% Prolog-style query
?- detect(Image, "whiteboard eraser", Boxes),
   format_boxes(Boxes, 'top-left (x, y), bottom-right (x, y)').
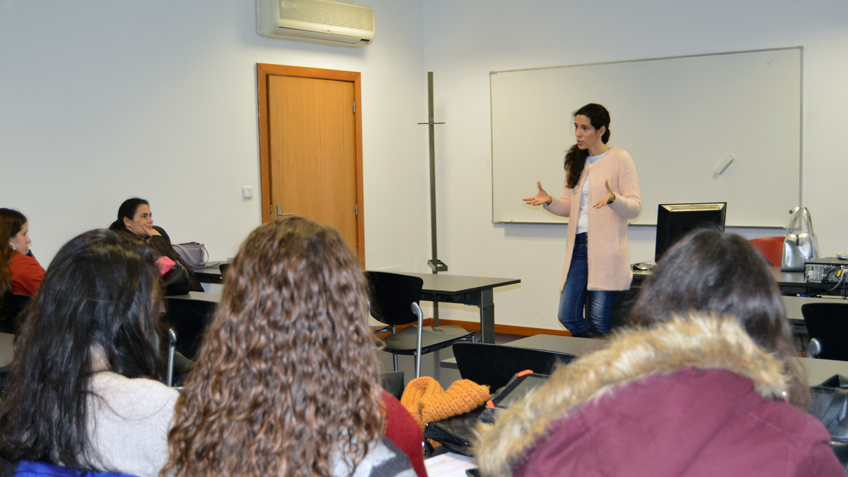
top-left (715, 155), bottom-right (734, 175)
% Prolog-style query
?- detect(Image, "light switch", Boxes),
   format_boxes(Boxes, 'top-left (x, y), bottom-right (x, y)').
top-left (242, 186), bottom-right (253, 199)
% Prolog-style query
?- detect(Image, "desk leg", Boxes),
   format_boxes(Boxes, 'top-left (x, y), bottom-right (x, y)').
top-left (472, 288), bottom-right (495, 344)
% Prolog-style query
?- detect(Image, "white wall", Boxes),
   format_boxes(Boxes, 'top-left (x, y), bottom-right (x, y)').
top-left (2, 0), bottom-right (847, 332)
top-left (0, 0), bottom-right (431, 273)
top-left (420, 0), bottom-right (848, 330)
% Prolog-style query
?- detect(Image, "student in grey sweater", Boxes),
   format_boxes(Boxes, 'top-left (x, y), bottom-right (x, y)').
top-left (0, 229), bottom-right (178, 477)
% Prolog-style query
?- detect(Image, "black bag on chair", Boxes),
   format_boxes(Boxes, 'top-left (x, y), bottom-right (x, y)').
top-left (811, 375), bottom-right (848, 442)
top-left (810, 375), bottom-right (848, 471)
top-left (423, 372), bottom-right (551, 457)
top-left (162, 262), bottom-right (192, 296)
top-left (424, 407), bottom-right (486, 457)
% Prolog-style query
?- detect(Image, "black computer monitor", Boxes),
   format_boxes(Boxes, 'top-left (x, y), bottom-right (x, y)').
top-left (655, 202), bottom-right (727, 262)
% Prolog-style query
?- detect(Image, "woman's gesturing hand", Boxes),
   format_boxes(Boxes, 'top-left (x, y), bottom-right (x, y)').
top-left (523, 181), bottom-right (553, 206)
top-left (593, 180), bottom-right (616, 208)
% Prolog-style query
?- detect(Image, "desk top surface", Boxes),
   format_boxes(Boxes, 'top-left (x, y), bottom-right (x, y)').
top-left (194, 266), bottom-right (521, 295)
top-left (770, 267), bottom-right (807, 286)
top-left (166, 291), bottom-right (222, 303)
top-left (636, 265), bottom-right (806, 285)
top-left (396, 272), bottom-right (520, 295)
top-left (781, 295), bottom-right (847, 323)
top-left (168, 271), bottom-right (521, 302)
top-left (489, 333), bottom-right (848, 386)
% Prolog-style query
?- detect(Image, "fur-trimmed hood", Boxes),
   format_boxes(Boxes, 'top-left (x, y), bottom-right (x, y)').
top-left (474, 314), bottom-right (794, 477)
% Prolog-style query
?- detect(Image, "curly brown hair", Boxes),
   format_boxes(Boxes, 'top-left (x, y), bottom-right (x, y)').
top-left (162, 217), bottom-right (384, 477)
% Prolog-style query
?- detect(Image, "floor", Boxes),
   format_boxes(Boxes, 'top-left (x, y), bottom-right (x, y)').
top-left (375, 329), bottom-right (524, 391)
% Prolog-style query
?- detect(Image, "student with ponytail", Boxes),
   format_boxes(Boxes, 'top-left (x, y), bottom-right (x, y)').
top-left (523, 104), bottom-right (641, 336)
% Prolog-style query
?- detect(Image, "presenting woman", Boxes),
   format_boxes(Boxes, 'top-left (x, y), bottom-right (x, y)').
top-left (108, 198), bottom-right (202, 292)
top-left (523, 104), bottom-right (640, 337)
top-left (0, 208), bottom-right (45, 298)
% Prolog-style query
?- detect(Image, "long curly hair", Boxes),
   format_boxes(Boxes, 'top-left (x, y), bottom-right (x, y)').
top-left (164, 217), bottom-right (384, 477)
top-left (0, 229), bottom-right (163, 474)
top-left (0, 209), bottom-right (28, 302)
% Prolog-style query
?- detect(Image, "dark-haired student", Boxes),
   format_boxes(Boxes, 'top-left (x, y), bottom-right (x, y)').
top-left (0, 230), bottom-right (179, 477)
top-left (0, 208), bottom-right (45, 298)
top-left (523, 103), bottom-right (641, 337)
top-left (108, 197), bottom-right (202, 291)
top-left (476, 229), bottom-right (842, 477)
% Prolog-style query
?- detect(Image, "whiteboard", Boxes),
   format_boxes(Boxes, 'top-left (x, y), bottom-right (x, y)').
top-left (491, 47), bottom-right (802, 227)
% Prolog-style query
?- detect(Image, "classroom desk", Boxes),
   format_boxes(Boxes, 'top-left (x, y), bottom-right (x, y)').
top-left (401, 273), bottom-right (520, 344)
top-left (633, 265), bottom-right (840, 297)
top-left (442, 333), bottom-right (848, 386)
top-left (193, 262), bottom-right (229, 284)
top-left (173, 272), bottom-right (521, 344)
top-left (166, 291), bottom-right (222, 304)
top-left (768, 267), bottom-right (846, 296)
top-left (783, 295), bottom-right (848, 328)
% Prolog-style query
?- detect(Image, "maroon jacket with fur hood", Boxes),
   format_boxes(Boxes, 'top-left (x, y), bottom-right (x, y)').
top-left (475, 315), bottom-right (842, 477)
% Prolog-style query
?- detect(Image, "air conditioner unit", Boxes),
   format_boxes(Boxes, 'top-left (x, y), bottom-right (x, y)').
top-left (257, 0), bottom-right (375, 48)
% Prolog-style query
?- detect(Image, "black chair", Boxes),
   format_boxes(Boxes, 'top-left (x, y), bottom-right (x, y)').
top-left (802, 302), bottom-right (848, 361)
top-left (163, 296), bottom-right (218, 361)
top-left (0, 293), bottom-right (31, 334)
top-left (380, 371), bottom-right (405, 400)
top-left (366, 271), bottom-right (475, 378)
top-left (452, 341), bottom-right (576, 391)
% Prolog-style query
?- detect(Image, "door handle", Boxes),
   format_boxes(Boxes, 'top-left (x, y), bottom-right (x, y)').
top-left (276, 205), bottom-right (294, 219)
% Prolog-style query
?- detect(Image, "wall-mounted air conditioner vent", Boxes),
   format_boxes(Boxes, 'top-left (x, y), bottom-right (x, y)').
top-left (257, 0), bottom-right (375, 48)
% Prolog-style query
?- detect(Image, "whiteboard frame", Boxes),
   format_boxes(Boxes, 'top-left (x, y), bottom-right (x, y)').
top-left (489, 47), bottom-right (803, 227)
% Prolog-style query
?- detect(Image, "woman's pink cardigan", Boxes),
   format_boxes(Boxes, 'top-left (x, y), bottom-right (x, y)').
top-left (544, 146), bottom-right (641, 291)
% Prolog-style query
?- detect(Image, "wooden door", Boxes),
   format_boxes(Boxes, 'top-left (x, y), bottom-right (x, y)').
top-left (257, 65), bottom-right (365, 266)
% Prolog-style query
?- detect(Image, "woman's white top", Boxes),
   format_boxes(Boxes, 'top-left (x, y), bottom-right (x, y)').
top-left (575, 150), bottom-right (609, 235)
top-left (86, 371), bottom-right (179, 477)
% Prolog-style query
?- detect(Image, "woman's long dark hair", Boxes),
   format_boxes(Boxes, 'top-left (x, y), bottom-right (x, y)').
top-left (0, 229), bottom-right (164, 473)
top-left (0, 209), bottom-right (28, 302)
top-left (629, 228), bottom-right (808, 408)
top-left (564, 103), bottom-right (611, 189)
top-left (108, 198), bottom-right (149, 232)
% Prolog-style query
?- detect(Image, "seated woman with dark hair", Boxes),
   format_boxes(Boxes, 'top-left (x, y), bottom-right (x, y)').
top-left (163, 217), bottom-right (415, 477)
top-left (108, 198), bottom-right (202, 292)
top-left (475, 228), bottom-right (843, 476)
top-left (0, 208), bottom-right (45, 298)
top-left (0, 230), bottom-right (179, 477)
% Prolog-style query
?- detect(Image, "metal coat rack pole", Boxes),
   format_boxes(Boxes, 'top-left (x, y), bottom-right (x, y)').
top-left (418, 71), bottom-right (447, 328)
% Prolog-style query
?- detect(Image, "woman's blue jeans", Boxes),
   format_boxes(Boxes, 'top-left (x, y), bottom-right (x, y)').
top-left (557, 233), bottom-right (615, 335)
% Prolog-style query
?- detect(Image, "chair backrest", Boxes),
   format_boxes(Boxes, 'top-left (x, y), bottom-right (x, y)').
top-left (0, 293), bottom-right (31, 334)
top-left (452, 341), bottom-right (576, 391)
top-left (749, 236), bottom-right (784, 267)
top-left (364, 272), bottom-right (423, 327)
top-left (163, 297), bottom-right (218, 360)
top-left (802, 302), bottom-right (848, 361)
